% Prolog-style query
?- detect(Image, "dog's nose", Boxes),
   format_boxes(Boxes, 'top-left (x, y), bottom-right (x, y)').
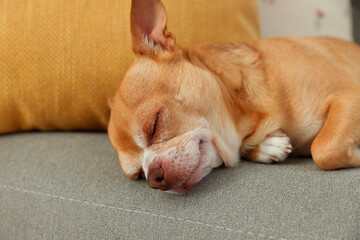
top-left (147, 166), bottom-right (170, 191)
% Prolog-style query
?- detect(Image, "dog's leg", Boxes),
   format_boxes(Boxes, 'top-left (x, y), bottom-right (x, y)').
top-left (244, 130), bottom-right (293, 163)
top-left (311, 92), bottom-right (360, 170)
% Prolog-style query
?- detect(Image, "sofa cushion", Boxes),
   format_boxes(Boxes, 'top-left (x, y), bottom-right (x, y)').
top-left (1, 132), bottom-right (359, 239)
top-left (0, 0), bottom-right (259, 134)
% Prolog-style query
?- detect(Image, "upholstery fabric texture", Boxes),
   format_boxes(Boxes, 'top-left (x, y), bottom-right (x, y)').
top-left (0, 0), bottom-right (259, 134)
top-left (1, 132), bottom-right (359, 239)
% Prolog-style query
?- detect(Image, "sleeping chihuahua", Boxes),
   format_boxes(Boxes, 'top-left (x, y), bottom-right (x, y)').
top-left (108, 0), bottom-right (360, 193)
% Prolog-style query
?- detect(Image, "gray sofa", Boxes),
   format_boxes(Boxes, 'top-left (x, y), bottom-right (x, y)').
top-left (1, 132), bottom-right (360, 239)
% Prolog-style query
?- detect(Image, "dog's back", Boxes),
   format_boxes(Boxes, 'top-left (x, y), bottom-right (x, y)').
top-left (248, 37), bottom-right (360, 84)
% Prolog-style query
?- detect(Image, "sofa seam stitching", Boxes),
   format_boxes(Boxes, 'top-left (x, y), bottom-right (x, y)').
top-left (0, 183), bottom-right (314, 240)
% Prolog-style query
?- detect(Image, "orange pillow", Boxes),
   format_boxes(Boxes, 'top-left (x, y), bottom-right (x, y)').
top-left (0, 0), bottom-right (259, 134)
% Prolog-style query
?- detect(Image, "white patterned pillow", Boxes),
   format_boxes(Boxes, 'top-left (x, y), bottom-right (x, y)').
top-left (258, 0), bottom-right (353, 41)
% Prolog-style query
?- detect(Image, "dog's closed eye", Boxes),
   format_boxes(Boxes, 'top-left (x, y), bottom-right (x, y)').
top-left (150, 112), bottom-right (159, 143)
top-left (148, 109), bottom-right (163, 145)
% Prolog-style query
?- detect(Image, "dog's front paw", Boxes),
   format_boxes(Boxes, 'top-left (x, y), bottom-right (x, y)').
top-left (253, 131), bottom-right (293, 164)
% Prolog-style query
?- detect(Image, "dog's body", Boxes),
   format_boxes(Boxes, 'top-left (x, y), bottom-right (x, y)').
top-left (108, 0), bottom-right (360, 193)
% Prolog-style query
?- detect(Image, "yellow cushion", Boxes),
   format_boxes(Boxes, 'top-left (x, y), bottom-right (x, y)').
top-left (0, 0), bottom-right (259, 134)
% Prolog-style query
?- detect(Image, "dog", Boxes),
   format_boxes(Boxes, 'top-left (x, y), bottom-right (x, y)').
top-left (108, 0), bottom-right (360, 193)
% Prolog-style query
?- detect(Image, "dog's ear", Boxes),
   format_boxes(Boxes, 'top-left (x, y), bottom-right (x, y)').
top-left (130, 0), bottom-right (176, 58)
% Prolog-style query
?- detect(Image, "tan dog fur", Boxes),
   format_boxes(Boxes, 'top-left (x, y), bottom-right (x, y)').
top-left (108, 0), bottom-right (360, 192)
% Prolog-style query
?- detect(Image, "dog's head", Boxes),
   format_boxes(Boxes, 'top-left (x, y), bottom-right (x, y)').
top-left (108, 0), bottom-right (240, 193)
